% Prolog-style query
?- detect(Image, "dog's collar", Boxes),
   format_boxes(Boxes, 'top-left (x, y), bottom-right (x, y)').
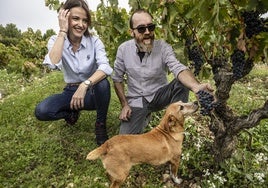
top-left (155, 127), bottom-right (185, 141)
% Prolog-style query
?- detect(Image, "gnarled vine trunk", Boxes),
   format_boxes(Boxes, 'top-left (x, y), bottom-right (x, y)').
top-left (208, 63), bottom-right (268, 163)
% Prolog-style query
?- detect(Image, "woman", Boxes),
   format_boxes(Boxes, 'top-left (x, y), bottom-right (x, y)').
top-left (35, 0), bottom-right (113, 146)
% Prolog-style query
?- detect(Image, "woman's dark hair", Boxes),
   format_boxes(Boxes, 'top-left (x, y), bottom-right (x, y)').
top-left (62, 0), bottom-right (91, 36)
top-left (129, 9), bottom-right (153, 29)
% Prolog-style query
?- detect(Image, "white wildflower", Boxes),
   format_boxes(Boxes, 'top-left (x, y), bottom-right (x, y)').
top-left (207, 180), bottom-right (216, 188)
top-left (254, 172), bottom-right (265, 183)
top-left (213, 171), bottom-right (227, 185)
top-left (203, 169), bottom-right (211, 177)
top-left (181, 152), bottom-right (190, 161)
top-left (66, 183), bottom-right (74, 188)
top-left (184, 131), bottom-right (191, 137)
top-left (255, 153), bottom-right (267, 164)
top-left (194, 138), bottom-right (202, 151)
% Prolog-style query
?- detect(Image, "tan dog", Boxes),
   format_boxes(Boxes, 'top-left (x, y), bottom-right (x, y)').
top-left (86, 101), bottom-right (199, 188)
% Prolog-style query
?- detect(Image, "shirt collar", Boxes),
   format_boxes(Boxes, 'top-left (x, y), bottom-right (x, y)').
top-left (80, 35), bottom-right (87, 48)
top-left (67, 35), bottom-right (87, 49)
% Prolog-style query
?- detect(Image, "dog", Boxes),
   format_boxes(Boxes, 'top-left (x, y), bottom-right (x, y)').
top-left (86, 101), bottom-right (199, 188)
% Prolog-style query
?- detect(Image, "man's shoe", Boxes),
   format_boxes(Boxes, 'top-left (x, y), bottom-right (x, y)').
top-left (95, 122), bottom-right (108, 146)
top-left (65, 111), bottom-right (80, 125)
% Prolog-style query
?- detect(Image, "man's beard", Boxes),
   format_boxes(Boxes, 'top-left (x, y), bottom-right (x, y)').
top-left (135, 34), bottom-right (154, 53)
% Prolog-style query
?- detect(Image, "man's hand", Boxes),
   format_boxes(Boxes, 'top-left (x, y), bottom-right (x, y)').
top-left (119, 105), bottom-right (132, 121)
top-left (192, 83), bottom-right (214, 94)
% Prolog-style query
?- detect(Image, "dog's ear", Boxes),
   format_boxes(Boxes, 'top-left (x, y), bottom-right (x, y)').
top-left (163, 113), bottom-right (177, 132)
top-left (168, 114), bottom-right (177, 127)
top-left (163, 113), bottom-right (170, 132)
top-left (167, 113), bottom-right (185, 141)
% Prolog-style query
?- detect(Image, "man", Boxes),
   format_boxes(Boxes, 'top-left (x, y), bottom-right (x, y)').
top-left (112, 9), bottom-right (213, 134)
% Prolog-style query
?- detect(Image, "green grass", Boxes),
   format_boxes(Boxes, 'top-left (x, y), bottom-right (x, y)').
top-left (0, 66), bottom-right (267, 187)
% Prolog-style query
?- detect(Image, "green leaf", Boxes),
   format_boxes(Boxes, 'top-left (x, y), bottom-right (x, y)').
top-left (107, 0), bottom-right (119, 7)
top-left (167, 5), bottom-right (179, 26)
top-left (245, 174), bottom-right (254, 182)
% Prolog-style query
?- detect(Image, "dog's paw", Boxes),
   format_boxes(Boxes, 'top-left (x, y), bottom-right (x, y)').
top-left (171, 174), bottom-right (183, 184)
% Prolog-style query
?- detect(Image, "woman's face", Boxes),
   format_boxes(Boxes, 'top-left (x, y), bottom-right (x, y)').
top-left (68, 7), bottom-right (88, 38)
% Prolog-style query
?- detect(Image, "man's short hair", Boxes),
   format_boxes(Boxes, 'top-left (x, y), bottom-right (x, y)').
top-left (129, 9), bottom-right (153, 29)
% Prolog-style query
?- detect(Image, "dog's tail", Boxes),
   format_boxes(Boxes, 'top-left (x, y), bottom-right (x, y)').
top-left (86, 143), bottom-right (107, 160)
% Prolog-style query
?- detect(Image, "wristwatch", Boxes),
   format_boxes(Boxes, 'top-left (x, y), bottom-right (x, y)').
top-left (83, 80), bottom-right (92, 86)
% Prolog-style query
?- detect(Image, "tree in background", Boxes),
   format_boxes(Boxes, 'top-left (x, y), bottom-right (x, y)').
top-left (0, 24), bottom-right (55, 80)
top-left (0, 23), bottom-right (22, 46)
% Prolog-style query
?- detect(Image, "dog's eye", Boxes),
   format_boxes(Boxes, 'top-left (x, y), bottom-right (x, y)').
top-left (180, 106), bottom-right (184, 110)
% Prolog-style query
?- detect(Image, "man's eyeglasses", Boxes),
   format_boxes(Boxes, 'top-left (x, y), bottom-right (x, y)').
top-left (132, 23), bottom-right (156, 34)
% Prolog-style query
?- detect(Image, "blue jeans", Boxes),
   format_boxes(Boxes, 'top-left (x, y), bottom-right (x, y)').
top-left (35, 78), bottom-right (111, 124)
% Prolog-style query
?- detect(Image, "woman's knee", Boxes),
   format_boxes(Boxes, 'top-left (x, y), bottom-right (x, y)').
top-left (34, 102), bottom-right (51, 121)
top-left (94, 79), bottom-right (111, 98)
top-left (95, 79), bottom-right (110, 91)
top-left (34, 103), bottom-right (44, 120)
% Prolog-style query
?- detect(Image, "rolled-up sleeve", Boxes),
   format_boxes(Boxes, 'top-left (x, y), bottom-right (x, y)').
top-left (43, 35), bottom-right (62, 70)
top-left (161, 40), bottom-right (188, 78)
top-left (111, 44), bottom-right (126, 82)
top-left (94, 37), bottom-right (113, 76)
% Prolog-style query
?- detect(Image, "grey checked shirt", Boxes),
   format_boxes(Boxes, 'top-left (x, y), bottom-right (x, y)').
top-left (112, 39), bottom-right (188, 108)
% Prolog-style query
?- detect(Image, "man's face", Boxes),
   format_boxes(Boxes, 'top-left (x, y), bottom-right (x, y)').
top-left (131, 12), bottom-right (155, 52)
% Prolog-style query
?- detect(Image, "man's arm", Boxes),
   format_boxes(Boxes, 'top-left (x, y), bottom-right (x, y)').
top-left (113, 82), bottom-right (128, 107)
top-left (177, 69), bottom-right (214, 94)
top-left (113, 82), bottom-right (132, 121)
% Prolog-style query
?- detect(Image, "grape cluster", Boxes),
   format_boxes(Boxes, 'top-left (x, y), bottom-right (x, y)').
top-left (231, 49), bottom-right (245, 80)
top-left (197, 90), bottom-right (218, 116)
top-left (242, 11), bottom-right (267, 39)
top-left (185, 37), bottom-right (193, 47)
top-left (188, 46), bottom-right (204, 76)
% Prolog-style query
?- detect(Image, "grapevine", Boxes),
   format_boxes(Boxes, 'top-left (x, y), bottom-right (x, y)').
top-left (210, 56), bottom-right (228, 74)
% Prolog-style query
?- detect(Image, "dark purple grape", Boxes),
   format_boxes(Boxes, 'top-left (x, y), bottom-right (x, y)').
top-left (188, 46), bottom-right (204, 76)
top-left (197, 90), bottom-right (217, 116)
top-left (242, 11), bottom-right (267, 38)
top-left (231, 49), bottom-right (245, 80)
